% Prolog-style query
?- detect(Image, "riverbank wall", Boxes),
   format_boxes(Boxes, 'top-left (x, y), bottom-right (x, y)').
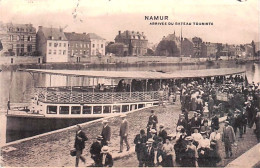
top-left (1, 55), bottom-right (258, 71)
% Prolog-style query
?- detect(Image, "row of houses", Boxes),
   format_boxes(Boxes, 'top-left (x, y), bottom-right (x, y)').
top-left (0, 22), bottom-right (105, 63)
top-left (159, 32), bottom-right (255, 58)
top-left (0, 22), bottom-right (258, 63)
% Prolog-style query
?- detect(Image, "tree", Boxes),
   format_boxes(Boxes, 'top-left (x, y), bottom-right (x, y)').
top-left (146, 48), bottom-right (154, 56)
top-left (155, 40), bottom-right (180, 56)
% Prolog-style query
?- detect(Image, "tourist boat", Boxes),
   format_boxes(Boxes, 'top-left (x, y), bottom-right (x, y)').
top-left (6, 68), bottom-right (246, 141)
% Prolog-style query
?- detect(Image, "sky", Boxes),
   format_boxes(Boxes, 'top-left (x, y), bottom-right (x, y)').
top-left (0, 0), bottom-right (259, 45)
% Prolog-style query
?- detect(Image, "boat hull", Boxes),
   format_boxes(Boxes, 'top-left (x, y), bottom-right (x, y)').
top-left (6, 115), bottom-right (100, 142)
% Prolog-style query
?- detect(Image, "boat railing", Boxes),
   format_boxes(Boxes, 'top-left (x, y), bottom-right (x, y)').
top-left (35, 88), bottom-right (168, 104)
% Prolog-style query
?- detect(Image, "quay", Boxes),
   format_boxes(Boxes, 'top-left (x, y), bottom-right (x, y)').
top-left (1, 101), bottom-right (260, 167)
top-left (1, 103), bottom-right (181, 167)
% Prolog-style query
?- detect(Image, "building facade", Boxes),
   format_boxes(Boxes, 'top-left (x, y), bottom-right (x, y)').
top-left (0, 22), bottom-right (36, 56)
top-left (87, 33), bottom-right (106, 56)
top-left (64, 32), bottom-right (91, 62)
top-left (203, 42), bottom-right (217, 58)
top-left (36, 26), bottom-right (68, 63)
top-left (181, 38), bottom-right (193, 57)
top-left (114, 30), bottom-right (148, 56)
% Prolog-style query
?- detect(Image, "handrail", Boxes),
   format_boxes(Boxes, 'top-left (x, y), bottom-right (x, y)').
top-left (35, 88), bottom-right (169, 104)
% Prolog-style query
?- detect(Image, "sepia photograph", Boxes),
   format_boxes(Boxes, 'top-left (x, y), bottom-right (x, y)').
top-left (0, 0), bottom-right (259, 167)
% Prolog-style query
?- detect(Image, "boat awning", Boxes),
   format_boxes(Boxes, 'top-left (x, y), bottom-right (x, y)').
top-left (20, 68), bottom-right (246, 79)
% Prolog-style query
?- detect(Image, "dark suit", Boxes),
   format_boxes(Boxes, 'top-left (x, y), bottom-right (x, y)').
top-left (99, 153), bottom-right (113, 167)
top-left (74, 130), bottom-right (88, 150)
top-left (211, 116), bottom-right (219, 130)
top-left (148, 115), bottom-right (158, 129)
top-left (101, 125), bottom-right (111, 146)
top-left (177, 119), bottom-right (188, 130)
top-left (74, 130), bottom-right (88, 167)
top-left (145, 146), bottom-right (155, 167)
top-left (90, 141), bottom-right (102, 166)
top-left (158, 129), bottom-right (168, 143)
top-left (119, 119), bottom-right (130, 151)
top-left (190, 117), bottom-right (201, 131)
top-left (134, 134), bottom-right (147, 166)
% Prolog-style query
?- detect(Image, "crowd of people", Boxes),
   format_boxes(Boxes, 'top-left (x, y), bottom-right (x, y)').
top-left (72, 75), bottom-right (260, 167)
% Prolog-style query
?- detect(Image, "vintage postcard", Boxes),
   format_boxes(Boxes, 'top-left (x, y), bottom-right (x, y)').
top-left (0, 0), bottom-right (259, 167)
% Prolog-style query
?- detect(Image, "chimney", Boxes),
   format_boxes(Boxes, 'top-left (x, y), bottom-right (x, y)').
top-left (83, 32), bottom-right (86, 35)
top-left (119, 31), bottom-right (121, 35)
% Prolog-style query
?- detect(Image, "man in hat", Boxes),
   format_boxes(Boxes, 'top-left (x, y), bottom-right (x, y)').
top-left (147, 110), bottom-right (158, 130)
top-left (222, 121), bottom-right (236, 158)
top-left (119, 114), bottom-right (130, 153)
top-left (211, 114), bottom-right (220, 131)
top-left (150, 129), bottom-right (159, 149)
top-left (246, 101), bottom-right (255, 128)
top-left (182, 136), bottom-right (198, 167)
top-left (255, 110), bottom-right (260, 142)
top-left (190, 112), bottom-right (201, 132)
top-left (177, 114), bottom-right (188, 131)
top-left (101, 119), bottom-right (111, 146)
top-left (233, 109), bottom-right (244, 138)
top-left (145, 138), bottom-right (155, 167)
top-left (158, 124), bottom-right (168, 144)
top-left (99, 146), bottom-right (113, 167)
top-left (208, 95), bottom-right (215, 118)
top-left (134, 129), bottom-right (147, 167)
top-left (90, 135), bottom-right (103, 166)
top-left (74, 124), bottom-right (88, 167)
top-left (174, 128), bottom-right (187, 164)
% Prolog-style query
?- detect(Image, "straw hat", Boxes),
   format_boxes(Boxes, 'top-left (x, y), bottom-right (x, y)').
top-left (97, 135), bottom-right (103, 141)
top-left (185, 136), bottom-right (193, 141)
top-left (146, 138), bottom-right (154, 144)
top-left (101, 146), bottom-right (109, 153)
top-left (159, 124), bottom-right (164, 128)
top-left (150, 129), bottom-right (157, 134)
top-left (102, 119), bottom-right (108, 124)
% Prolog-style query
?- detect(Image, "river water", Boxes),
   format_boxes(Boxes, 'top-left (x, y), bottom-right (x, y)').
top-left (0, 61), bottom-right (259, 145)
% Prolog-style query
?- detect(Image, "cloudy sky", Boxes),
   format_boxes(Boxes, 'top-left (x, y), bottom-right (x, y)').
top-left (0, 0), bottom-right (259, 44)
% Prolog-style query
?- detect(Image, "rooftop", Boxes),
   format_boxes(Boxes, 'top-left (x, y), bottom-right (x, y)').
top-left (38, 26), bottom-right (67, 41)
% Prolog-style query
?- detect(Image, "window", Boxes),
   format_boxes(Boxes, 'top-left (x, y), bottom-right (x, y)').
top-left (48, 36), bottom-right (52, 40)
top-left (16, 35), bottom-right (20, 41)
top-left (83, 106), bottom-right (92, 114)
top-left (9, 28), bottom-right (12, 32)
top-left (113, 105), bottom-right (121, 113)
top-left (71, 106), bottom-right (81, 114)
top-left (27, 36), bottom-right (32, 41)
top-left (80, 44), bottom-right (83, 48)
top-left (63, 50), bottom-right (66, 55)
top-left (138, 104), bottom-right (145, 109)
top-left (10, 35), bottom-right (13, 41)
top-left (59, 106), bottom-right (69, 114)
top-left (21, 35), bottom-right (24, 41)
top-left (80, 50), bottom-right (82, 54)
top-left (59, 37), bottom-right (62, 40)
top-left (92, 44), bottom-right (95, 48)
top-left (130, 104), bottom-right (137, 111)
top-left (83, 50), bottom-right (86, 55)
top-left (122, 105), bottom-right (129, 113)
top-left (93, 106), bottom-right (102, 114)
top-left (17, 28), bottom-right (20, 31)
top-left (59, 50), bottom-right (62, 55)
top-left (53, 50), bottom-right (56, 54)
top-left (97, 44), bottom-right (99, 48)
top-left (59, 43), bottom-right (61, 47)
top-left (54, 43), bottom-right (58, 47)
top-left (101, 44), bottom-right (103, 48)
top-left (48, 49), bottom-right (52, 54)
top-left (84, 44), bottom-right (86, 48)
top-left (64, 43), bottom-right (66, 47)
top-left (27, 45), bottom-right (32, 52)
top-left (49, 42), bottom-right (52, 47)
top-left (76, 43), bottom-right (78, 48)
top-left (103, 106), bottom-right (111, 113)
top-left (47, 106), bottom-right (57, 114)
